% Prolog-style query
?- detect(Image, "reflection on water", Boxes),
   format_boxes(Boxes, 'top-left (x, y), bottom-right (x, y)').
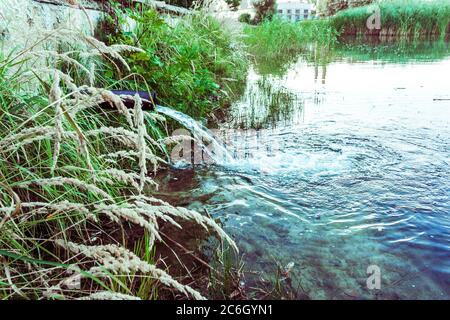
top-left (224, 69), bottom-right (306, 129)
top-left (159, 41), bottom-right (450, 299)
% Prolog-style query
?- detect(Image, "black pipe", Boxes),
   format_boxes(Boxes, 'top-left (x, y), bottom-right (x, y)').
top-left (99, 90), bottom-right (157, 111)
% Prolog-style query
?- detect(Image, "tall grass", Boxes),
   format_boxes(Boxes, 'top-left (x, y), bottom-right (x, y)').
top-left (243, 17), bottom-right (337, 74)
top-left (332, 0), bottom-right (450, 38)
top-left (244, 0), bottom-right (450, 64)
top-left (0, 14), bottom-right (237, 299)
top-left (244, 17), bottom-right (338, 61)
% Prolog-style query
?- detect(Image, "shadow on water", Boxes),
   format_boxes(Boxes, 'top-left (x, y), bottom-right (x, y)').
top-left (158, 38), bottom-right (450, 299)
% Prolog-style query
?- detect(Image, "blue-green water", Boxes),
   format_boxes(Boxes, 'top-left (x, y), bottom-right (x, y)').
top-left (160, 42), bottom-right (450, 299)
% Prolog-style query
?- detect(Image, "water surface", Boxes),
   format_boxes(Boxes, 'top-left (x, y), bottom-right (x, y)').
top-left (158, 41), bottom-right (450, 299)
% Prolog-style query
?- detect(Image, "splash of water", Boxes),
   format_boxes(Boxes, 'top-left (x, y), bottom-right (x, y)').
top-left (155, 105), bottom-right (234, 165)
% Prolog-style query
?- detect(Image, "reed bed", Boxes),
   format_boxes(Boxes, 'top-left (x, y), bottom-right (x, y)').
top-left (244, 0), bottom-right (450, 64)
top-left (332, 0), bottom-right (450, 38)
top-left (243, 17), bottom-right (338, 62)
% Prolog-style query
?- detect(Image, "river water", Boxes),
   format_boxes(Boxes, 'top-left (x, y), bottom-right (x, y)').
top-left (158, 41), bottom-right (450, 299)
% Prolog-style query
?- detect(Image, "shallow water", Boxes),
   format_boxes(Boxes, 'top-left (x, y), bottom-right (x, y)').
top-left (158, 41), bottom-right (450, 299)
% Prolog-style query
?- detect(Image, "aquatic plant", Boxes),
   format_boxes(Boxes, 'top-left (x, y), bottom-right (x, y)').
top-left (228, 71), bottom-right (304, 130)
top-left (243, 17), bottom-right (338, 63)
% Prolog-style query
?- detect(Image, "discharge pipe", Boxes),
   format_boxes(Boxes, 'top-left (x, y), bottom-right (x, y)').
top-left (99, 90), bottom-right (157, 111)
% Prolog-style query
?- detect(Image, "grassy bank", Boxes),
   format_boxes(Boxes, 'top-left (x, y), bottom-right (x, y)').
top-left (332, 0), bottom-right (450, 38)
top-left (0, 7), bottom-right (244, 300)
top-left (242, 0), bottom-right (450, 73)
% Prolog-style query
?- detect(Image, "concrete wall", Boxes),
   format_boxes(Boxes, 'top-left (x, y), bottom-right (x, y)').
top-left (0, 0), bottom-right (102, 55)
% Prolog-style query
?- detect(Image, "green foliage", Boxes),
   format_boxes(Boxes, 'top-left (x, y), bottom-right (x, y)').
top-left (164, 0), bottom-right (195, 9)
top-left (325, 0), bottom-right (375, 16)
top-left (101, 9), bottom-right (248, 119)
top-left (207, 243), bottom-right (245, 299)
top-left (244, 0), bottom-right (450, 68)
top-left (0, 14), bottom-right (241, 298)
top-left (239, 13), bottom-right (252, 24)
top-left (225, 0), bottom-right (242, 11)
top-left (244, 17), bottom-right (338, 61)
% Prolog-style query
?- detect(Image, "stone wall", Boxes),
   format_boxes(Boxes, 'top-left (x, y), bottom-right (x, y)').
top-left (0, 0), bottom-right (187, 55)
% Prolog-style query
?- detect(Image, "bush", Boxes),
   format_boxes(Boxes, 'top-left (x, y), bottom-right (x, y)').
top-left (225, 0), bottom-right (242, 11)
top-left (100, 9), bottom-right (248, 119)
top-left (239, 13), bottom-right (252, 24)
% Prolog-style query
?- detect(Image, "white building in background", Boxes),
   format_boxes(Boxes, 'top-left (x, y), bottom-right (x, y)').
top-left (237, 0), bottom-right (315, 21)
top-left (276, 0), bottom-right (315, 22)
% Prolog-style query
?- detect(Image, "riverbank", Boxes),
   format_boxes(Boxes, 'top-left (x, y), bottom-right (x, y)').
top-left (1, 0), bottom-right (448, 301)
top-left (332, 0), bottom-right (450, 39)
top-left (243, 0), bottom-right (450, 64)
top-left (0, 3), bottom-right (247, 300)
